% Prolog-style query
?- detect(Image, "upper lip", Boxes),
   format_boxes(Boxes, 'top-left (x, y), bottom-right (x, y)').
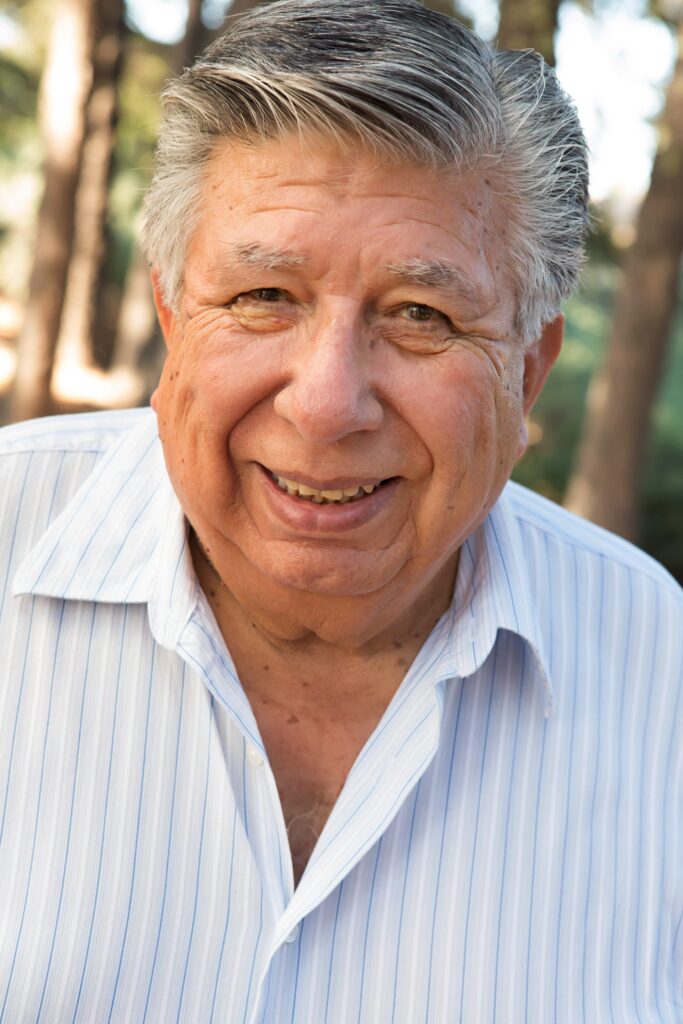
top-left (261, 464), bottom-right (391, 490)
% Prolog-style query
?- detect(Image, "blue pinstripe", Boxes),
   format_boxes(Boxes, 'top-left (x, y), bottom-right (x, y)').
top-left (459, 646), bottom-right (498, 1024)
top-left (389, 782), bottom-right (421, 1024)
top-left (35, 604), bottom-right (98, 1023)
top-left (322, 880), bottom-right (344, 1024)
top-left (632, 580), bottom-right (659, 1024)
top-left (141, 665), bottom-right (187, 1024)
top-left (608, 571), bottom-right (634, 1024)
top-left (0, 601), bottom-right (67, 1019)
top-left (0, 410), bottom-right (680, 1023)
top-left (356, 838), bottom-right (384, 1021)
top-left (106, 646), bottom-right (156, 1024)
top-left (0, 598), bottom-right (35, 846)
top-left (553, 548), bottom-right (581, 1024)
top-left (176, 699), bottom-right (214, 1022)
top-left (581, 562), bottom-right (604, 1024)
top-left (0, 453), bottom-right (33, 618)
top-left (288, 916), bottom-right (306, 1023)
top-left (491, 645), bottom-right (526, 1023)
top-left (655, 625), bottom-right (683, 1022)
top-left (208, 801), bottom-right (239, 1024)
top-left (424, 680), bottom-right (467, 1024)
top-left (71, 607), bottom-right (129, 1022)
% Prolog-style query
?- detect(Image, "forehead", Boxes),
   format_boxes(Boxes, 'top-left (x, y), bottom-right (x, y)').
top-left (189, 134), bottom-right (513, 315)
top-left (202, 133), bottom-right (504, 221)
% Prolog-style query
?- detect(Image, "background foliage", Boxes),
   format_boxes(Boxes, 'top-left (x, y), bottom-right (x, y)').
top-left (0, 0), bottom-right (681, 578)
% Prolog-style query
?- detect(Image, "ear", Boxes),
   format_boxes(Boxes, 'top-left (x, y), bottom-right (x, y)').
top-left (517, 314), bottom-right (564, 458)
top-left (150, 269), bottom-right (176, 346)
top-left (150, 270), bottom-right (177, 413)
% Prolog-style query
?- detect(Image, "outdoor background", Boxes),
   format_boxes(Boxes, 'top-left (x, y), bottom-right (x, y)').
top-left (1, 0), bottom-right (682, 579)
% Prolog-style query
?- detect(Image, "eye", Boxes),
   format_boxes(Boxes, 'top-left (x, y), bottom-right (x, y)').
top-left (224, 286), bottom-right (297, 333)
top-left (229, 287), bottom-right (289, 305)
top-left (400, 303), bottom-right (452, 327)
top-left (250, 288), bottom-right (286, 302)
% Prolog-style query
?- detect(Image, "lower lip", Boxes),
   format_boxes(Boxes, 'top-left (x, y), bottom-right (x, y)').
top-left (258, 467), bottom-right (399, 534)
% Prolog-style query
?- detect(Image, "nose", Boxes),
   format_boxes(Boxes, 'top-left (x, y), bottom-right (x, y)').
top-left (273, 311), bottom-right (383, 444)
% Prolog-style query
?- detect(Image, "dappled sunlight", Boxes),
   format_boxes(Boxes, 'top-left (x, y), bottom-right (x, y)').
top-left (0, 343), bottom-right (17, 395)
top-left (51, 363), bottom-right (145, 409)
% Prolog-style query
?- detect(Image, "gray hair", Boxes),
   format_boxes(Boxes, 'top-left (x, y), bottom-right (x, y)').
top-left (141, 0), bottom-right (589, 343)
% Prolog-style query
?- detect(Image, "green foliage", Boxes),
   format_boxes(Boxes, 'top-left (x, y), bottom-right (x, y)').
top-left (1, 0), bottom-right (680, 579)
top-left (106, 30), bottom-right (170, 277)
top-left (513, 260), bottom-right (683, 580)
top-left (0, 54), bottom-right (37, 124)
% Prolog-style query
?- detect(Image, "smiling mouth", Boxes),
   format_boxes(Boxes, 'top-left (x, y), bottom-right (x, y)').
top-left (267, 471), bottom-right (392, 505)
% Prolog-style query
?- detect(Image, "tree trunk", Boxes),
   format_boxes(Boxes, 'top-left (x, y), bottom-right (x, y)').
top-left (52, 0), bottom-right (125, 390)
top-left (9, 0), bottom-right (95, 422)
top-left (112, 0), bottom-right (233, 381)
top-left (496, 0), bottom-right (562, 65)
top-left (564, 18), bottom-right (683, 540)
top-left (174, 0), bottom-right (206, 73)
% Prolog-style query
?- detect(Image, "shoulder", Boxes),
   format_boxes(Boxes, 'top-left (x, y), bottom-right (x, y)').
top-left (502, 484), bottom-right (682, 723)
top-left (0, 407), bottom-right (152, 458)
top-left (504, 480), bottom-right (682, 608)
top-left (0, 408), bottom-right (156, 572)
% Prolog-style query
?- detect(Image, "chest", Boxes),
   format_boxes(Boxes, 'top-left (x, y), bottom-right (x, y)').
top-left (0, 619), bottom-right (674, 1023)
top-left (252, 704), bottom-right (377, 884)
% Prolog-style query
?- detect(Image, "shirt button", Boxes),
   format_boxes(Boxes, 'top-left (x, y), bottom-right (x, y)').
top-left (285, 925), bottom-right (300, 943)
top-left (246, 745), bottom-right (264, 766)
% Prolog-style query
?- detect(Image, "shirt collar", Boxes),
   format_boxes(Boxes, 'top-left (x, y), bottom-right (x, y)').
top-left (439, 491), bottom-right (554, 714)
top-left (13, 413), bottom-right (552, 710)
top-left (12, 412), bottom-right (197, 647)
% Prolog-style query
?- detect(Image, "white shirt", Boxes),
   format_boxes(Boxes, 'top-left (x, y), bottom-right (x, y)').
top-left (0, 408), bottom-right (681, 1023)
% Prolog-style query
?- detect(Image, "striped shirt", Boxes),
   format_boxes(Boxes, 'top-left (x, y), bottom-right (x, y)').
top-left (0, 407), bottom-right (681, 1023)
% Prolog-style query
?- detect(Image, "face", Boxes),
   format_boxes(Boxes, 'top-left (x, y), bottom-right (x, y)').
top-left (152, 135), bottom-right (560, 633)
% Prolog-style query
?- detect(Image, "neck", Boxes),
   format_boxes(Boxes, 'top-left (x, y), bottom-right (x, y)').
top-left (190, 529), bottom-right (457, 716)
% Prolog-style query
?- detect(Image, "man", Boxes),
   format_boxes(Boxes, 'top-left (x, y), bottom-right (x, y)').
top-left (0, 0), bottom-right (680, 1020)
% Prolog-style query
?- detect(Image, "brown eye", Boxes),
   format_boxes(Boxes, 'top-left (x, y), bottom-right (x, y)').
top-left (250, 288), bottom-right (285, 302)
top-left (407, 303), bottom-right (435, 321)
top-left (228, 288), bottom-right (289, 307)
top-left (402, 303), bottom-right (451, 326)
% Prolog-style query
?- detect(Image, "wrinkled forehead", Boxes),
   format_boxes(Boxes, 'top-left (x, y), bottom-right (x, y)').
top-left (196, 133), bottom-right (514, 274)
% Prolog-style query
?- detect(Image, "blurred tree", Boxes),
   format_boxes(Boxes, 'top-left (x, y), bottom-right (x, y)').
top-left (53, 0), bottom-right (125, 384)
top-left (565, 9), bottom-right (683, 540)
top-left (9, 0), bottom-right (96, 421)
top-left (177, 0), bottom-right (207, 67)
top-left (112, 0), bottom-right (265, 391)
top-left (497, 0), bottom-right (562, 64)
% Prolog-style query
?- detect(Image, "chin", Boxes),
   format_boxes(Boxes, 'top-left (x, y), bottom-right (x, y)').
top-left (254, 546), bottom-right (402, 599)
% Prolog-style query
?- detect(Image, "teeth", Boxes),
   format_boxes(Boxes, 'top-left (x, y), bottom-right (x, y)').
top-left (275, 475), bottom-right (380, 503)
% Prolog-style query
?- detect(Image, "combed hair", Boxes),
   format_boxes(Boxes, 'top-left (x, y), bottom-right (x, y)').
top-left (141, 0), bottom-right (589, 343)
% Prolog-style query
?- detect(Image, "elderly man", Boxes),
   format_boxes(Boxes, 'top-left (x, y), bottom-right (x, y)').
top-left (0, 0), bottom-right (681, 1020)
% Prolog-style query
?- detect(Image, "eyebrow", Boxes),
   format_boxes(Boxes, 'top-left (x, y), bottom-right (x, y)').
top-left (386, 258), bottom-right (487, 310)
top-left (224, 246), bottom-right (489, 311)
top-left (230, 242), bottom-right (308, 271)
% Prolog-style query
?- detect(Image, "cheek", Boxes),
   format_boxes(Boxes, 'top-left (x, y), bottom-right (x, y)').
top-left (408, 356), bottom-right (523, 495)
top-left (155, 351), bottom-right (230, 509)
top-left (155, 358), bottom-right (194, 441)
